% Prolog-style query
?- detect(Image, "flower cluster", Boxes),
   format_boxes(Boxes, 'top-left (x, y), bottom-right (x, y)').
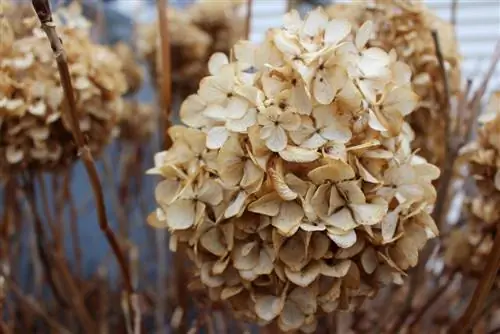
top-left (445, 92), bottom-right (500, 277)
top-left (0, 1), bottom-right (128, 177)
top-left (327, 0), bottom-right (461, 170)
top-left (118, 101), bottom-right (156, 143)
top-left (137, 1), bottom-right (245, 97)
top-left (150, 8), bottom-right (439, 331)
top-left (113, 42), bottom-right (144, 96)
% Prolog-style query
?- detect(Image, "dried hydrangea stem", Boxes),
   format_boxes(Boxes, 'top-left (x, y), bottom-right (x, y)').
top-left (30, 0), bottom-right (136, 314)
top-left (245, 0), bottom-right (253, 39)
top-left (156, 0), bottom-right (173, 149)
top-left (451, 221), bottom-right (500, 333)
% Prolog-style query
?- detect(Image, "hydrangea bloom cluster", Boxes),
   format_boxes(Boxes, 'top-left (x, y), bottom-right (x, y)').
top-left (445, 92), bottom-right (500, 278)
top-left (150, 8), bottom-right (440, 331)
top-left (137, 1), bottom-right (245, 97)
top-left (327, 0), bottom-right (461, 170)
top-left (0, 1), bottom-right (127, 177)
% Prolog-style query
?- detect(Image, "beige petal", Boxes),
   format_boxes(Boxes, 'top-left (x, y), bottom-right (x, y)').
top-left (221, 286), bottom-right (243, 300)
top-left (318, 278), bottom-right (341, 305)
top-left (147, 211), bottom-right (167, 229)
top-left (6, 146), bottom-right (24, 164)
top-left (350, 202), bottom-right (388, 226)
top-left (321, 260), bottom-right (351, 277)
top-left (224, 191), bottom-right (248, 218)
top-left (361, 247), bottom-right (378, 274)
top-left (200, 228), bottom-right (227, 257)
top-left (197, 179), bottom-right (224, 206)
top-left (269, 164), bottom-right (297, 201)
top-left (180, 94), bottom-right (208, 128)
top-left (279, 146), bottom-right (320, 163)
top-left (310, 233), bottom-right (330, 260)
top-left (255, 295), bottom-right (284, 322)
top-left (265, 125), bottom-right (288, 152)
top-left (355, 20), bottom-right (373, 49)
top-left (323, 207), bottom-right (357, 231)
top-left (232, 242), bottom-right (259, 271)
top-left (206, 126), bottom-right (229, 149)
top-left (279, 300), bottom-right (306, 331)
top-left (248, 192), bottom-right (281, 216)
top-left (335, 237), bottom-right (365, 259)
top-left (381, 211), bottom-right (399, 243)
top-left (288, 286), bottom-right (317, 315)
top-left (308, 160), bottom-right (355, 184)
top-left (327, 229), bottom-right (357, 249)
top-left (284, 261), bottom-right (321, 287)
top-left (279, 234), bottom-right (307, 271)
top-left (165, 200), bottom-right (196, 230)
top-left (212, 256), bottom-right (231, 275)
top-left (208, 52), bottom-right (229, 75)
top-left (324, 19), bottom-right (351, 45)
top-left (328, 185), bottom-right (345, 214)
top-left (272, 201), bottom-right (304, 236)
top-left (253, 248), bottom-right (274, 275)
top-left (200, 263), bottom-right (224, 288)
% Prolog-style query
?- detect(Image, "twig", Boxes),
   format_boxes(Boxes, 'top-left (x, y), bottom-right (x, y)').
top-left (409, 270), bottom-right (458, 329)
top-left (155, 229), bottom-right (167, 333)
top-left (31, 0), bottom-right (135, 312)
top-left (4, 278), bottom-right (72, 334)
top-left (450, 221), bottom-right (500, 333)
top-left (156, 0), bottom-right (173, 149)
top-left (245, 0), bottom-right (253, 40)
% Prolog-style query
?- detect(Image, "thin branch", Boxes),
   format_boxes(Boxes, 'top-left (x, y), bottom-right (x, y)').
top-left (450, 221), bottom-right (500, 333)
top-left (155, 229), bottom-right (167, 333)
top-left (245, 0), bottom-right (253, 40)
top-left (156, 0), bottom-right (173, 149)
top-left (31, 0), bottom-right (134, 300)
top-left (5, 279), bottom-right (72, 334)
top-left (409, 270), bottom-right (458, 329)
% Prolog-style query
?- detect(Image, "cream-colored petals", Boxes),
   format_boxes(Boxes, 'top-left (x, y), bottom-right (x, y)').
top-left (149, 6), bottom-right (440, 329)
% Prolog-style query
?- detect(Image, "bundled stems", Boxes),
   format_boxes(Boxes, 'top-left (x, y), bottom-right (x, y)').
top-left (30, 0), bottom-right (136, 328)
top-left (451, 221), bottom-right (500, 333)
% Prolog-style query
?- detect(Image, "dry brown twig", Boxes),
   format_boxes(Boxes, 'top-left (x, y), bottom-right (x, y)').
top-left (30, 0), bottom-right (138, 331)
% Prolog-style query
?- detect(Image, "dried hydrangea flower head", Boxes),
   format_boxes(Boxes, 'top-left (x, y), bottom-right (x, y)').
top-left (327, 0), bottom-right (461, 170)
top-left (187, 0), bottom-right (246, 54)
top-left (0, 1), bottom-right (127, 177)
top-left (113, 42), bottom-right (144, 96)
top-left (150, 8), bottom-right (439, 332)
top-left (117, 101), bottom-right (156, 143)
top-left (137, 1), bottom-right (245, 97)
top-left (445, 92), bottom-right (500, 277)
top-left (137, 7), bottom-right (212, 97)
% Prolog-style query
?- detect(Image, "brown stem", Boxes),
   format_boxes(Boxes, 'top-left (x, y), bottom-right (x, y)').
top-left (31, 0), bottom-right (134, 303)
top-left (409, 270), bottom-right (458, 329)
top-left (21, 175), bottom-right (69, 309)
top-left (245, 0), bottom-right (253, 40)
top-left (450, 221), bottom-right (500, 333)
top-left (66, 174), bottom-right (82, 277)
top-left (4, 278), bottom-right (72, 334)
top-left (156, 0), bottom-right (173, 149)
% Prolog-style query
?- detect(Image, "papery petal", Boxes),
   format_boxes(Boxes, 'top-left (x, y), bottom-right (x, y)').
top-left (165, 199), bottom-right (196, 230)
top-left (208, 52), bottom-right (229, 75)
top-left (272, 201), bottom-right (304, 236)
top-left (248, 193), bottom-right (281, 216)
top-left (285, 260), bottom-right (321, 288)
top-left (226, 108), bottom-right (257, 132)
top-left (226, 97), bottom-right (249, 119)
top-left (321, 259), bottom-right (351, 277)
top-left (313, 69), bottom-right (334, 105)
top-left (206, 126), bottom-right (229, 149)
top-left (290, 82), bottom-right (312, 115)
top-left (308, 160), bottom-right (355, 184)
top-left (279, 112), bottom-right (302, 131)
top-left (203, 104), bottom-right (227, 121)
top-left (180, 94), bottom-right (209, 128)
top-left (327, 229), bottom-right (357, 249)
top-left (224, 191), bottom-right (248, 218)
top-left (197, 179), bottom-right (224, 206)
top-left (265, 126), bottom-right (288, 152)
top-left (323, 207), bottom-right (357, 231)
top-left (200, 228), bottom-right (227, 256)
top-left (324, 19), bottom-right (351, 45)
top-left (255, 295), bottom-right (283, 322)
top-left (355, 20), bottom-right (373, 50)
top-left (279, 146), bottom-right (320, 163)
top-left (279, 300), bottom-right (306, 331)
top-left (350, 203), bottom-right (388, 226)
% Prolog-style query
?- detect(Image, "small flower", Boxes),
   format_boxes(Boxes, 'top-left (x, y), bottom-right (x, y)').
top-left (258, 106), bottom-right (301, 152)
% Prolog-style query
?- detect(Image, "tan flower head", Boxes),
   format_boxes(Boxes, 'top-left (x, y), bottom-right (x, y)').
top-left (0, 1), bottom-right (128, 177)
top-left (151, 8), bottom-right (439, 332)
top-left (328, 0), bottom-right (462, 171)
